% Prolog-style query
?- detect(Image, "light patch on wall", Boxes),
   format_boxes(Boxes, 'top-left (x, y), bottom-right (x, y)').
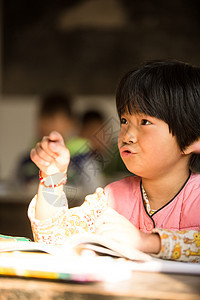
top-left (0, 97), bottom-right (38, 180)
top-left (58, 0), bottom-right (127, 30)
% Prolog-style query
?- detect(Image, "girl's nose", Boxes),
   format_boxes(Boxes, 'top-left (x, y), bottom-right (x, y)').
top-left (121, 127), bottom-right (137, 144)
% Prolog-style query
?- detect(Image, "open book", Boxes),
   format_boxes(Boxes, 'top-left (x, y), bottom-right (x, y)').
top-left (0, 233), bottom-right (150, 260)
top-left (0, 233), bottom-right (200, 282)
top-left (0, 233), bottom-right (148, 282)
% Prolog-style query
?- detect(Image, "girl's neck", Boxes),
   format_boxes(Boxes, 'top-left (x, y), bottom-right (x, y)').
top-left (141, 169), bottom-right (190, 210)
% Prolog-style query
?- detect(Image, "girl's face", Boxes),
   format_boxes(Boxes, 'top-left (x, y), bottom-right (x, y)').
top-left (118, 112), bottom-right (188, 179)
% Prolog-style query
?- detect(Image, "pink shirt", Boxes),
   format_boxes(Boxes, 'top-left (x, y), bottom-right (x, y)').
top-left (28, 173), bottom-right (200, 262)
top-left (105, 172), bottom-right (200, 232)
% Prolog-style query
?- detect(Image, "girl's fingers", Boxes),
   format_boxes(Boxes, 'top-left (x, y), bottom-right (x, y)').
top-left (35, 144), bottom-right (55, 163)
top-left (30, 131), bottom-right (70, 174)
top-left (41, 136), bottom-right (57, 158)
top-left (95, 224), bottom-right (126, 245)
top-left (49, 131), bottom-right (65, 145)
top-left (48, 142), bottom-right (70, 167)
top-left (39, 132), bottom-right (67, 160)
top-left (30, 148), bottom-right (50, 167)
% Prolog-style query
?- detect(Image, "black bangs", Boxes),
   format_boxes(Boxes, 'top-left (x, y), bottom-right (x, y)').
top-left (116, 66), bottom-right (169, 120)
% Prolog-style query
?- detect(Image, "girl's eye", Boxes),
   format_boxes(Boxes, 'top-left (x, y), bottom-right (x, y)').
top-left (141, 119), bottom-right (152, 125)
top-left (120, 117), bottom-right (128, 125)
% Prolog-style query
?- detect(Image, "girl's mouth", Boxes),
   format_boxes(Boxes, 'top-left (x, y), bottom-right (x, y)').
top-left (120, 149), bottom-right (134, 158)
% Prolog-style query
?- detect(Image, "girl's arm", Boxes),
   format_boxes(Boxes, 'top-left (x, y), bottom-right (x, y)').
top-left (29, 132), bottom-right (107, 244)
top-left (153, 228), bottom-right (200, 263)
top-left (95, 208), bottom-right (200, 262)
top-left (95, 207), bottom-right (161, 254)
top-left (28, 187), bottom-right (108, 244)
top-left (30, 131), bottom-right (70, 220)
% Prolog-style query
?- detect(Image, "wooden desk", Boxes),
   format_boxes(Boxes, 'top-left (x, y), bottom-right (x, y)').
top-left (0, 199), bottom-right (33, 239)
top-left (0, 272), bottom-right (199, 300)
top-left (0, 181), bottom-right (34, 239)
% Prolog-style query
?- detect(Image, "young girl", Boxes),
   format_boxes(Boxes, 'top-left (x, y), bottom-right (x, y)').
top-left (28, 60), bottom-right (200, 262)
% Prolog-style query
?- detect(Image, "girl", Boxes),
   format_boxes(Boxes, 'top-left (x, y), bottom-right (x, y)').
top-left (29, 60), bottom-right (200, 262)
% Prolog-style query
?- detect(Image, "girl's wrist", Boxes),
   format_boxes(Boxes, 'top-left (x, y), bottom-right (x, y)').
top-left (139, 232), bottom-right (161, 254)
top-left (40, 170), bottom-right (48, 178)
top-left (39, 170), bottom-right (67, 188)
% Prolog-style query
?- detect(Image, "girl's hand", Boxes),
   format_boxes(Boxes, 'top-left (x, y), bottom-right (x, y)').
top-left (30, 131), bottom-right (70, 176)
top-left (95, 208), bottom-right (161, 254)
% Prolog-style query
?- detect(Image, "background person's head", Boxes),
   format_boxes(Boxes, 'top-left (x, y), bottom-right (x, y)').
top-left (80, 110), bottom-right (105, 154)
top-left (37, 92), bottom-right (76, 140)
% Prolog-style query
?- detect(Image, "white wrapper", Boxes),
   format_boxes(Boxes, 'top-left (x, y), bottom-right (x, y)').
top-left (45, 162), bottom-right (60, 175)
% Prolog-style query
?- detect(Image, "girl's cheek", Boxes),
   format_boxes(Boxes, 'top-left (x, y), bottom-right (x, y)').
top-left (118, 131), bottom-right (123, 144)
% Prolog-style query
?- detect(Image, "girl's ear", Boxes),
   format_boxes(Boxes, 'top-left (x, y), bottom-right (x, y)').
top-left (184, 138), bottom-right (200, 154)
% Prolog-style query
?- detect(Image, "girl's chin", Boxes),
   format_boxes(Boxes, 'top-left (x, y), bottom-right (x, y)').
top-left (123, 164), bottom-right (142, 177)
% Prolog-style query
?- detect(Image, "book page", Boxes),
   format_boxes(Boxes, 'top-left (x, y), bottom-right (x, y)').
top-left (0, 233), bottom-right (150, 261)
top-left (62, 233), bottom-right (151, 261)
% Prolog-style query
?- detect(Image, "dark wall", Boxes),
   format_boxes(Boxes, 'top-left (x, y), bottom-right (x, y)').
top-left (2, 0), bottom-right (200, 95)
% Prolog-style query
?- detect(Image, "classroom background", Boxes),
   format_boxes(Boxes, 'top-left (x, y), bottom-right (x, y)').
top-left (0, 0), bottom-right (199, 238)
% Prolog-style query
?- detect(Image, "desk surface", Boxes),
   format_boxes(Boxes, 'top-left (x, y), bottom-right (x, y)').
top-left (0, 272), bottom-right (199, 300)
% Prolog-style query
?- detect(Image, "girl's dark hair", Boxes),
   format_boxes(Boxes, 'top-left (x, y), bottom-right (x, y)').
top-left (116, 60), bottom-right (200, 173)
